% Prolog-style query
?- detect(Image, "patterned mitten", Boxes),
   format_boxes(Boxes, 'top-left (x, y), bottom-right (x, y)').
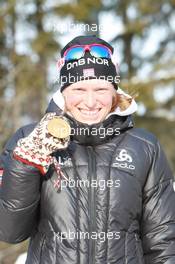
top-left (13, 113), bottom-right (70, 176)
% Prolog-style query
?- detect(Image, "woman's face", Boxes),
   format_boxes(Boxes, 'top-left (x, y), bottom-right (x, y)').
top-left (62, 79), bottom-right (116, 125)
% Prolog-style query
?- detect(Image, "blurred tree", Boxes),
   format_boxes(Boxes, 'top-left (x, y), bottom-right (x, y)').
top-left (108, 0), bottom-right (175, 114)
top-left (0, 2), bottom-right (7, 98)
top-left (27, 0), bottom-right (59, 117)
top-left (0, 1), bottom-right (18, 145)
top-left (0, 0), bottom-right (60, 149)
top-left (53, 0), bottom-right (102, 35)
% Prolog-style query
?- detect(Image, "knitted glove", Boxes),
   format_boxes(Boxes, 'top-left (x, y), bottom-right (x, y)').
top-left (13, 113), bottom-right (70, 176)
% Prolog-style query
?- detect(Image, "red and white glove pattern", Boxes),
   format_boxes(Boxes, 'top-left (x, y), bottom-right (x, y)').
top-left (13, 113), bottom-right (70, 176)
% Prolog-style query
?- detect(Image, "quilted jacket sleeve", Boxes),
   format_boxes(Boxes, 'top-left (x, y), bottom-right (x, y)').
top-left (141, 140), bottom-right (175, 263)
top-left (0, 125), bottom-right (41, 244)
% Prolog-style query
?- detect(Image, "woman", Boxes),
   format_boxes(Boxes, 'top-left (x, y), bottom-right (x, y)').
top-left (0, 35), bottom-right (175, 264)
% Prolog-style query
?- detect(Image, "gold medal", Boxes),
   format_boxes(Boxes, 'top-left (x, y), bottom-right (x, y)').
top-left (47, 117), bottom-right (71, 139)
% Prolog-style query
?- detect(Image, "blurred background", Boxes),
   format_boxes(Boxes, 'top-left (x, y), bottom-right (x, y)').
top-left (0, 0), bottom-right (175, 263)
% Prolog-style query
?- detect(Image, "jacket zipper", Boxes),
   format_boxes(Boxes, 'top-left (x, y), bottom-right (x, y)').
top-left (87, 146), bottom-right (96, 264)
top-left (135, 234), bottom-right (144, 264)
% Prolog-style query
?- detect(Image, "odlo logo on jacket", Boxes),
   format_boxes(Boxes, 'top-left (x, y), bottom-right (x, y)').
top-left (113, 149), bottom-right (135, 170)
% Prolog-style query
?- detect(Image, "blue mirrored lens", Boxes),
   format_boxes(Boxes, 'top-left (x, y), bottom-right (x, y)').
top-left (90, 46), bottom-right (110, 58)
top-left (65, 47), bottom-right (84, 61)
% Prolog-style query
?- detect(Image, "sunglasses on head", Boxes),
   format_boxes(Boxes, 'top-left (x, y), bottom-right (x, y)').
top-left (63, 44), bottom-right (112, 61)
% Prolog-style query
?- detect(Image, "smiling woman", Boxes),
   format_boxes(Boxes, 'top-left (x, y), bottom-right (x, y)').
top-left (0, 35), bottom-right (175, 264)
top-left (62, 79), bottom-right (116, 124)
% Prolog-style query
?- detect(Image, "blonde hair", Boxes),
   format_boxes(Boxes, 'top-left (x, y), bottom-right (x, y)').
top-left (111, 93), bottom-right (137, 112)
